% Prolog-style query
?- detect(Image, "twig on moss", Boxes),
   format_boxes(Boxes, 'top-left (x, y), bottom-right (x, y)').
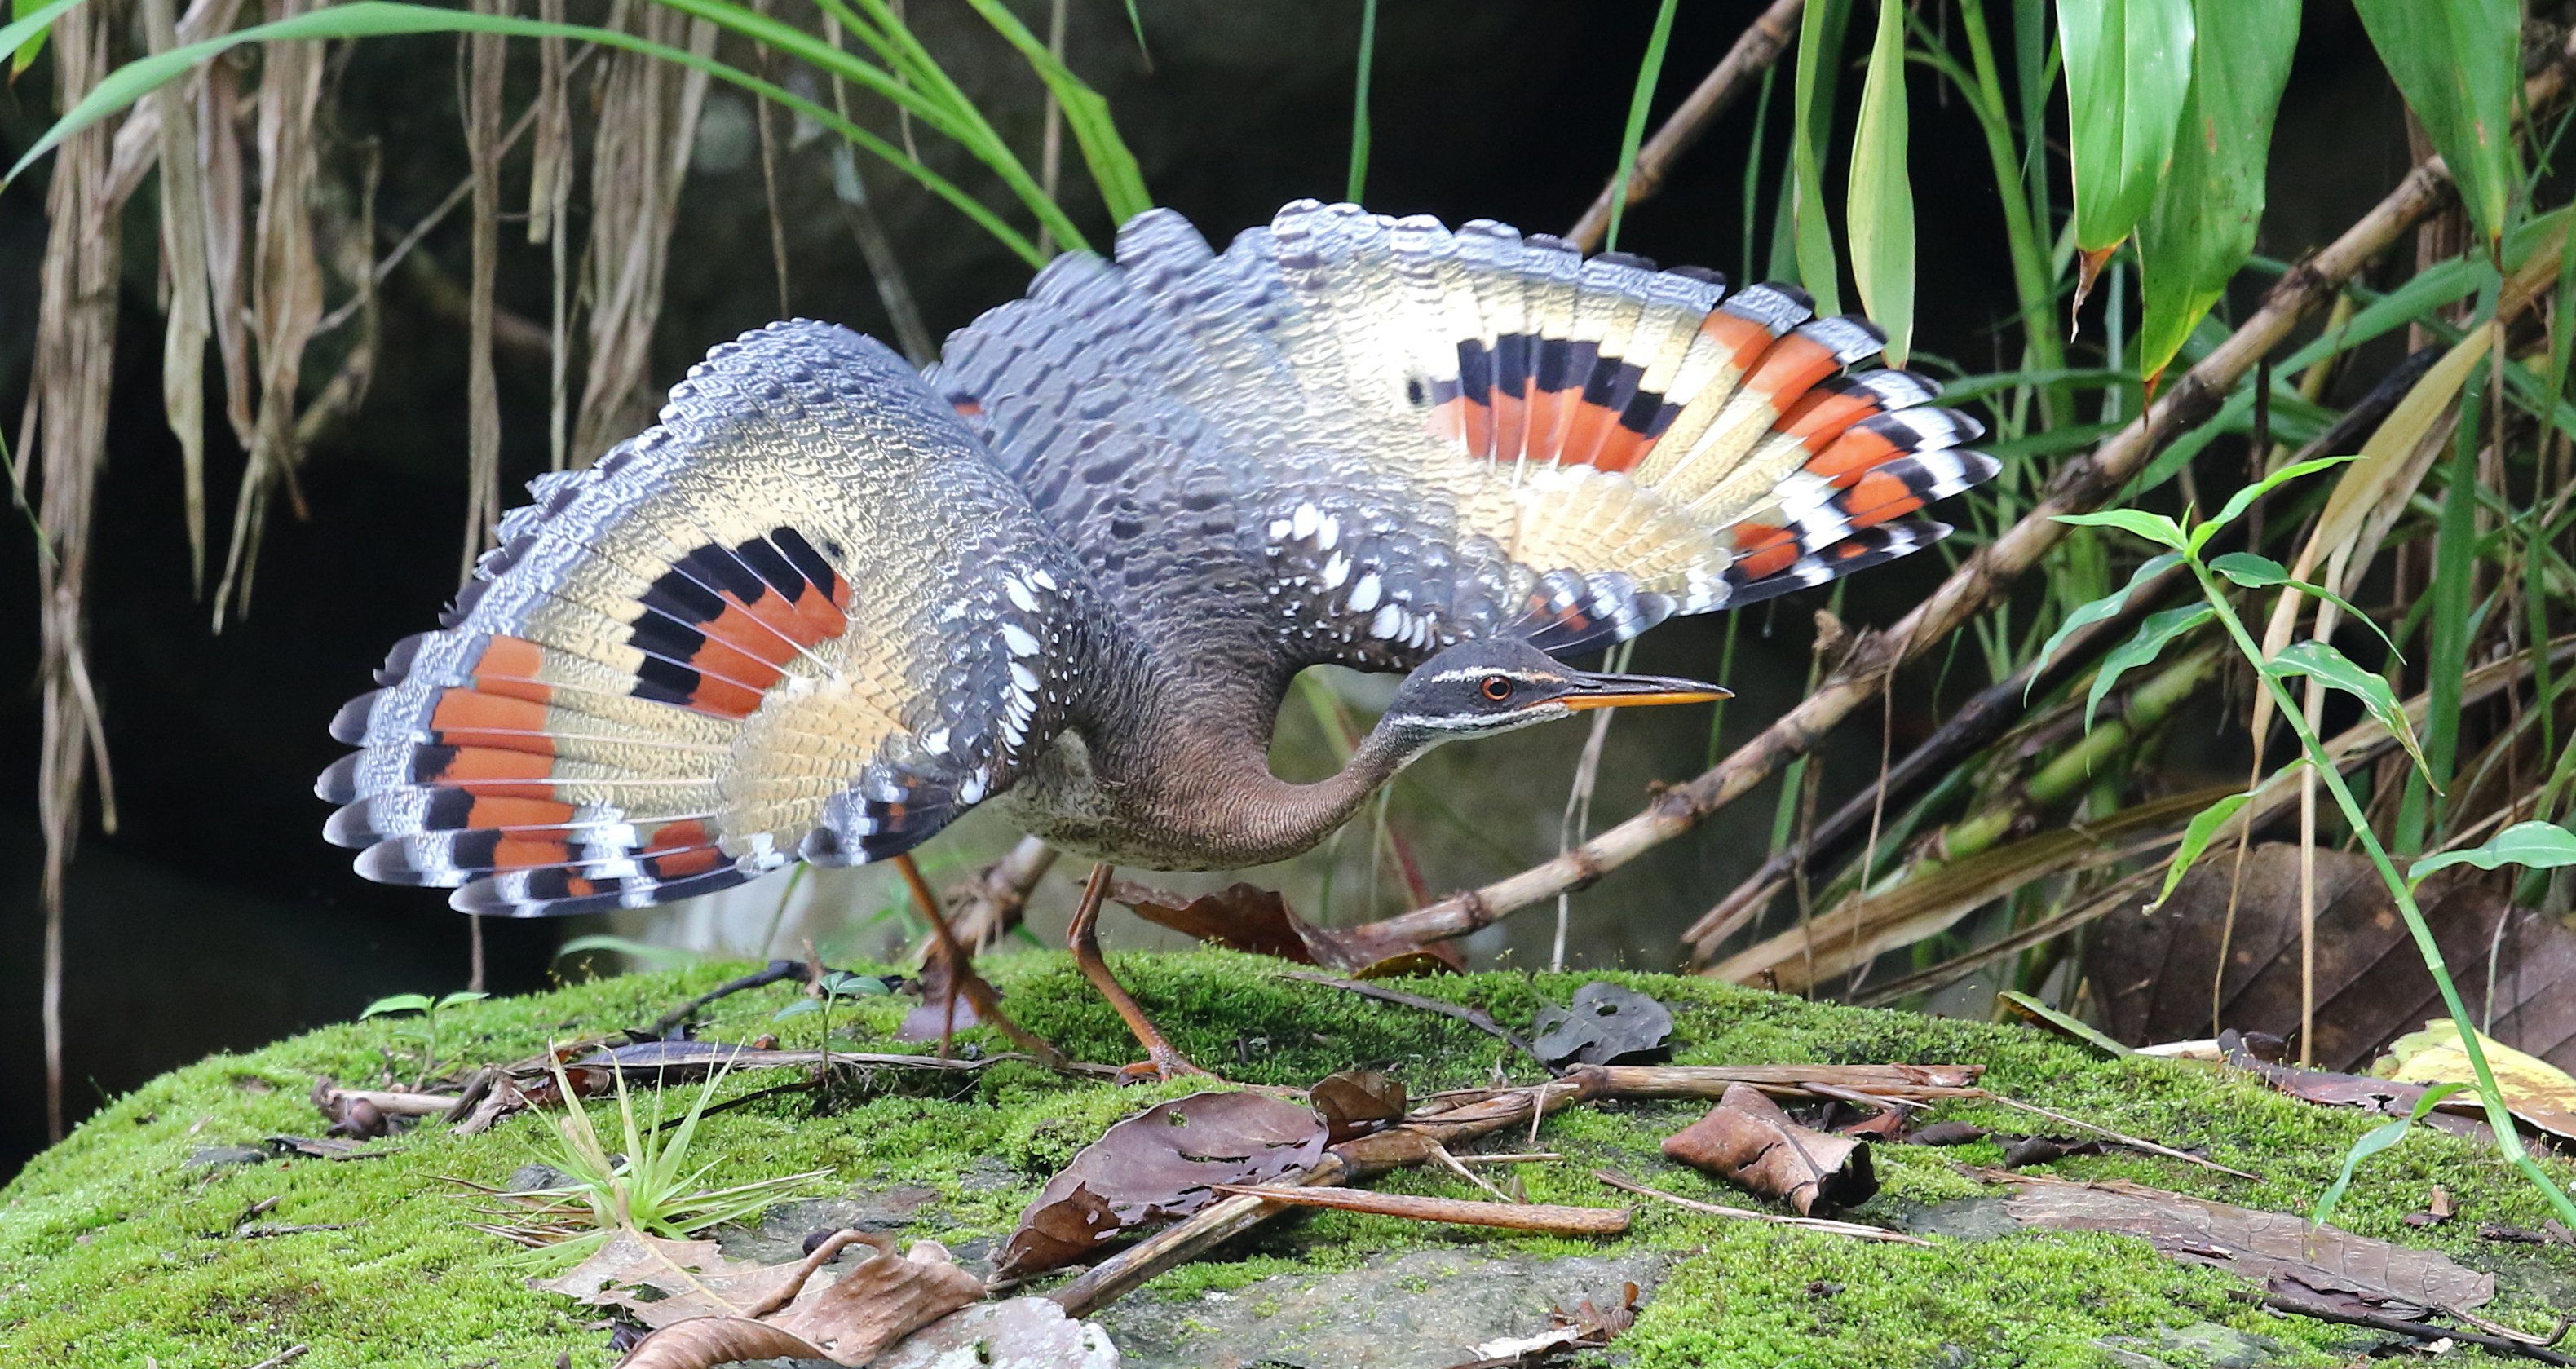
top-left (1594, 1169), bottom-right (1929, 1245)
top-left (1983, 1094), bottom-right (2259, 1181)
top-left (642, 959), bottom-right (810, 1040)
top-left (1349, 31), bottom-right (2576, 957)
top-left (2227, 1292), bottom-right (2575, 1365)
top-left (1277, 969), bottom-right (1553, 1072)
top-left (1208, 1183), bottom-right (1629, 1234)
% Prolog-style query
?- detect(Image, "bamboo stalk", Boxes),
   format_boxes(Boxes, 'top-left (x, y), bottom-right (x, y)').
top-left (1208, 1185), bottom-right (1630, 1235)
top-left (1350, 33), bottom-right (2576, 956)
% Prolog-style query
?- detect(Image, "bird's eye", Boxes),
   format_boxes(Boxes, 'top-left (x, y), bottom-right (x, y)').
top-left (1479, 676), bottom-right (1513, 702)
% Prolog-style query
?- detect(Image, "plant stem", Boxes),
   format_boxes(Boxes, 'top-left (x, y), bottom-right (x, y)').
top-left (2191, 563), bottom-right (2576, 1225)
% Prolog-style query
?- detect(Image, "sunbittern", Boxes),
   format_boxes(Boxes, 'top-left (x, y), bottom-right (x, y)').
top-left (320, 201), bottom-right (1995, 1076)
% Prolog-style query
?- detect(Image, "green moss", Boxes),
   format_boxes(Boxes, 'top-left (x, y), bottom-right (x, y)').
top-left (2, 952), bottom-right (2569, 1368)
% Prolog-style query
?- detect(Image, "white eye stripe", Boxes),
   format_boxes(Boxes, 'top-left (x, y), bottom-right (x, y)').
top-left (1420, 666), bottom-right (1556, 686)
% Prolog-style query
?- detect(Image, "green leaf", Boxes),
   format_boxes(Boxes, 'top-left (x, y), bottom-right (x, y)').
top-left (1846, 0), bottom-right (1915, 364)
top-left (2029, 550), bottom-right (2182, 697)
top-left (2265, 639), bottom-right (2432, 781)
top-left (2088, 605), bottom-right (2213, 731)
top-left (2150, 787), bottom-right (2258, 910)
top-left (360, 993), bottom-right (435, 1020)
top-left (819, 970), bottom-right (891, 998)
top-left (433, 991), bottom-right (493, 1013)
top-left (555, 934), bottom-right (707, 970)
top-left (772, 999), bottom-right (823, 1022)
top-left (2408, 821), bottom-right (2576, 883)
top-left (7, 0), bottom-right (62, 77)
top-left (2132, 0), bottom-right (2296, 384)
top-left (1345, 0), bottom-right (1376, 202)
top-left (958, 0), bottom-right (1151, 223)
top-left (3, 0), bottom-right (1053, 266)
top-left (1998, 991), bottom-right (2135, 1058)
top-left (2194, 453), bottom-right (2357, 547)
top-left (2313, 1082), bottom-right (2464, 1229)
top-left (2057, 0), bottom-right (2197, 252)
top-left (2276, 257), bottom-right (2492, 377)
top-left (1602, 0), bottom-right (1681, 254)
top-left (2052, 508), bottom-right (2187, 549)
top-left (1790, 0), bottom-right (1854, 311)
top-left (2207, 552), bottom-right (2398, 657)
top-left (2352, 0), bottom-right (2522, 245)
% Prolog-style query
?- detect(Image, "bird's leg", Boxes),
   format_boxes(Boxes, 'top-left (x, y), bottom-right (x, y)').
top-left (1067, 863), bottom-right (1208, 1081)
top-left (895, 853), bottom-right (1071, 1070)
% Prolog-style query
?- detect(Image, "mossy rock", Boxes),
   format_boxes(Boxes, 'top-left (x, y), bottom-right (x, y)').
top-left (3, 952), bottom-right (2570, 1367)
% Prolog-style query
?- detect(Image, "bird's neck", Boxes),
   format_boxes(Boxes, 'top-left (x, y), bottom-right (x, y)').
top-left (1077, 675), bottom-right (1419, 871)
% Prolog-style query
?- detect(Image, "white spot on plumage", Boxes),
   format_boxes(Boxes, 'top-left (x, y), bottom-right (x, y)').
top-left (1030, 568), bottom-right (1058, 590)
top-left (1349, 573), bottom-right (1382, 612)
top-left (1001, 623), bottom-right (1041, 656)
top-left (1009, 661), bottom-right (1041, 693)
top-left (1003, 577), bottom-right (1039, 612)
top-left (1322, 551), bottom-right (1351, 590)
top-left (1371, 604), bottom-right (1405, 638)
top-left (1292, 502), bottom-right (1320, 538)
top-left (921, 726), bottom-right (951, 755)
top-left (1317, 514), bottom-right (1341, 550)
top-left (1269, 518), bottom-right (1293, 541)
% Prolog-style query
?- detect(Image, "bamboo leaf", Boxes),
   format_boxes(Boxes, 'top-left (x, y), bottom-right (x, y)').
top-left (2352, 0), bottom-right (2522, 244)
top-left (2029, 550), bottom-right (2181, 696)
top-left (1999, 990), bottom-right (2135, 1057)
top-left (3, 0), bottom-right (80, 77)
top-left (1345, 0), bottom-right (1376, 202)
top-left (2207, 552), bottom-right (2399, 658)
top-left (2409, 821), bottom-right (2576, 884)
top-left (2057, 0), bottom-right (2196, 252)
top-left (1790, 0), bottom-right (1854, 311)
top-left (2195, 454), bottom-right (2356, 547)
top-left (2087, 605), bottom-right (2212, 731)
top-left (2132, 0), bottom-right (2295, 385)
top-left (1603, 0), bottom-right (1681, 254)
top-left (2150, 787), bottom-right (2256, 910)
top-left (2266, 639), bottom-right (2431, 781)
top-left (1846, 0), bottom-right (1915, 364)
top-left (959, 0), bottom-right (1149, 223)
top-left (2312, 1082), bottom-right (2464, 1230)
top-left (5, 0), bottom-right (1055, 265)
top-left (2053, 508), bottom-right (2187, 549)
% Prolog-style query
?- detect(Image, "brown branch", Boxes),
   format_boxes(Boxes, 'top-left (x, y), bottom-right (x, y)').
top-left (1983, 1093), bottom-right (2259, 1181)
top-left (1593, 1170), bottom-right (1929, 1244)
top-left (1209, 1184), bottom-right (1630, 1234)
top-left (2227, 1292), bottom-right (2576, 1366)
top-left (1566, 0), bottom-right (1805, 251)
top-left (1355, 34), bottom-right (2576, 956)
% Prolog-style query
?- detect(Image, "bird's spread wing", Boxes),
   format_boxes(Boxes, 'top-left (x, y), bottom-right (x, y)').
top-left (320, 322), bottom-right (1100, 915)
top-left (933, 201), bottom-right (1995, 669)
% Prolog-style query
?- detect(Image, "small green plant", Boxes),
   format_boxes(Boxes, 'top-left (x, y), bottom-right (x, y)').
top-left (773, 969), bottom-right (891, 1056)
top-left (489, 1053), bottom-right (829, 1262)
top-left (2055, 459), bottom-right (2576, 1229)
top-left (358, 990), bottom-right (489, 1084)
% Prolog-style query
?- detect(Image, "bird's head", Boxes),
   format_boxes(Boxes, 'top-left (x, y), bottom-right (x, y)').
top-left (1374, 638), bottom-right (1729, 757)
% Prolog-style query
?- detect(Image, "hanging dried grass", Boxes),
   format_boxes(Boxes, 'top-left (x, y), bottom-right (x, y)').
top-left (571, 5), bottom-right (715, 466)
top-left (144, 0), bottom-right (215, 593)
top-left (19, 2), bottom-right (124, 1146)
top-left (212, 0), bottom-right (329, 624)
top-left (461, 0), bottom-right (507, 580)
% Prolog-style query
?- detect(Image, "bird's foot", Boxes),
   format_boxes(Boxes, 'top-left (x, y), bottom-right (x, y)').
top-left (1114, 1047), bottom-right (1212, 1085)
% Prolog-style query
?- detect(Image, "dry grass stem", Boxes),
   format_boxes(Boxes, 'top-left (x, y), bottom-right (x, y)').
top-left (1207, 1184), bottom-right (1630, 1234)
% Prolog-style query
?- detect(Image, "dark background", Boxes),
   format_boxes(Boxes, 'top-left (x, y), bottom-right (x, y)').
top-left (0, 0), bottom-right (2413, 1182)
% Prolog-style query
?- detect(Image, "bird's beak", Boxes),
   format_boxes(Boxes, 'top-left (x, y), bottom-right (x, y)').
top-left (1555, 669), bottom-right (1732, 712)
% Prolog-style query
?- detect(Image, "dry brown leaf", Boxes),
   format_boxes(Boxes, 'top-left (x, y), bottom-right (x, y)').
top-left (2087, 845), bottom-right (2576, 1072)
top-left (1309, 1070), bottom-right (1407, 1144)
top-left (1660, 1083), bottom-right (1878, 1216)
top-left (1111, 881), bottom-right (1463, 974)
top-left (538, 1230), bottom-right (984, 1368)
top-left (998, 1090), bottom-right (1328, 1277)
top-left (1995, 1173), bottom-right (2494, 1318)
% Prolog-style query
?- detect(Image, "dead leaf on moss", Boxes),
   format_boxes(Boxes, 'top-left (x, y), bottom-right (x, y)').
top-left (1532, 982), bottom-right (1673, 1067)
top-left (2375, 1020), bottom-right (2576, 1142)
top-left (1993, 1174), bottom-right (2494, 1318)
top-left (1661, 1083), bottom-right (1877, 1215)
top-left (1461, 1279), bottom-right (1640, 1366)
top-left (1310, 1070), bottom-right (1406, 1144)
top-left (1111, 881), bottom-right (1462, 974)
top-left (997, 1090), bottom-right (1328, 1277)
top-left (537, 1228), bottom-right (984, 1368)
